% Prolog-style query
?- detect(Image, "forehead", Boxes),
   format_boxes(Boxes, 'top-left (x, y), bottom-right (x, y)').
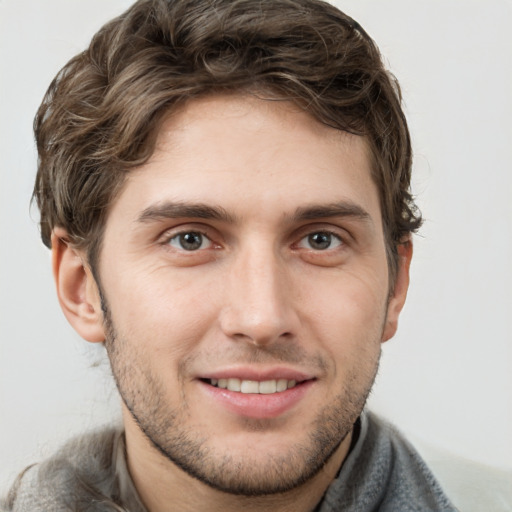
top-left (109, 94), bottom-right (381, 227)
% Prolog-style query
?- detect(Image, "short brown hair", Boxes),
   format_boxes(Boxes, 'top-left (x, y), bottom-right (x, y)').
top-left (33, 0), bottom-right (421, 279)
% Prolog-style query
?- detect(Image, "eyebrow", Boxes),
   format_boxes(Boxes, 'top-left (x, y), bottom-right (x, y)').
top-left (136, 200), bottom-right (372, 225)
top-left (137, 201), bottom-right (236, 224)
top-left (292, 202), bottom-right (372, 224)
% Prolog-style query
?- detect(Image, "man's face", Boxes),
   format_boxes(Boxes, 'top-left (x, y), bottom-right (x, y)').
top-left (91, 94), bottom-right (409, 495)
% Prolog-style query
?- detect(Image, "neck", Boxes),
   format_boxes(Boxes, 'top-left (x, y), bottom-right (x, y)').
top-left (123, 414), bottom-right (353, 512)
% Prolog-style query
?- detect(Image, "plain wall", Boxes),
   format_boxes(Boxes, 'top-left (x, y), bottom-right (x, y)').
top-left (1, 0), bottom-right (511, 494)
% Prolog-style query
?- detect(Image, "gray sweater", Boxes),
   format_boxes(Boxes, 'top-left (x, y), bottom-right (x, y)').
top-left (1, 411), bottom-right (456, 511)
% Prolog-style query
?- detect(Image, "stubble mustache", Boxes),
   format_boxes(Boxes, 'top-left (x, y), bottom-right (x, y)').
top-left (178, 339), bottom-right (330, 376)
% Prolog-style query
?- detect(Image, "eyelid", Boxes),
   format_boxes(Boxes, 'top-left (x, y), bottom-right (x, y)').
top-left (291, 223), bottom-right (351, 247)
top-left (168, 231), bottom-right (213, 251)
top-left (296, 231), bottom-right (344, 250)
top-left (156, 223), bottom-right (220, 247)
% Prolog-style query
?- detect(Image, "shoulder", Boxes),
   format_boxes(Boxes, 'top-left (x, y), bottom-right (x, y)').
top-left (364, 411), bottom-right (455, 510)
top-left (1, 427), bottom-right (125, 512)
top-left (318, 410), bottom-right (456, 512)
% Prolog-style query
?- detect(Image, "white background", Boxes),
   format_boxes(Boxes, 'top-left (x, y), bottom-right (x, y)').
top-left (1, 0), bottom-right (511, 497)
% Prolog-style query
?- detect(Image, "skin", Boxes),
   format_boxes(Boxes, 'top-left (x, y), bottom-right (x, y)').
top-left (53, 94), bottom-right (411, 512)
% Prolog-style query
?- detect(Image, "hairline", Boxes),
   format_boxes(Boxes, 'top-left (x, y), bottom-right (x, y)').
top-left (81, 98), bottom-right (401, 294)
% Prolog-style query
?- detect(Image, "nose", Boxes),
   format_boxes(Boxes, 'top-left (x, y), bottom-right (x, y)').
top-left (219, 246), bottom-right (299, 346)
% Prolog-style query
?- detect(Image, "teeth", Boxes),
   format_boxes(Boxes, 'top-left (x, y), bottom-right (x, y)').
top-left (259, 380), bottom-right (277, 394)
top-left (276, 379), bottom-right (288, 392)
top-left (240, 380), bottom-right (259, 393)
top-left (227, 378), bottom-right (241, 392)
top-left (209, 378), bottom-right (299, 394)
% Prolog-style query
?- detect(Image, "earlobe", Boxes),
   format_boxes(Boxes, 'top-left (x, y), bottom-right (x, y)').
top-left (51, 227), bottom-right (105, 343)
top-left (381, 239), bottom-right (413, 342)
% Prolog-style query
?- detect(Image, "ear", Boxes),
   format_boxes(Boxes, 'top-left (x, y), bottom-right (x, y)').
top-left (51, 227), bottom-right (105, 343)
top-left (381, 239), bottom-right (413, 342)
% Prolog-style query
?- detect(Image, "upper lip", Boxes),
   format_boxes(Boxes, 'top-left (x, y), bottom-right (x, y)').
top-left (198, 366), bottom-right (315, 382)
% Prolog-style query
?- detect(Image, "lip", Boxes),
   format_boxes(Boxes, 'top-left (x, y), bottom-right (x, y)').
top-left (200, 366), bottom-right (314, 382)
top-left (197, 366), bottom-right (316, 419)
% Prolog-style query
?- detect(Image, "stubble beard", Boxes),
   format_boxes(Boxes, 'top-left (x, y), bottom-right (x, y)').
top-left (102, 304), bottom-right (381, 496)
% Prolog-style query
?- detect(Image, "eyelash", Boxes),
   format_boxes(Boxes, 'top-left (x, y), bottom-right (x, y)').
top-left (295, 230), bottom-right (344, 251)
top-left (166, 230), bottom-right (213, 251)
top-left (160, 227), bottom-right (346, 253)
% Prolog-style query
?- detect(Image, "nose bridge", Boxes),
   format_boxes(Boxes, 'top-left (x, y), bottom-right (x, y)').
top-left (220, 240), bottom-right (295, 345)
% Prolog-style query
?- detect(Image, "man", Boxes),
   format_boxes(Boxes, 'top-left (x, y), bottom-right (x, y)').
top-left (2, 0), bottom-right (455, 510)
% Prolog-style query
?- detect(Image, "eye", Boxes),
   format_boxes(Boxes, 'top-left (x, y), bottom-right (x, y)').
top-left (297, 231), bottom-right (343, 251)
top-left (167, 231), bottom-right (212, 251)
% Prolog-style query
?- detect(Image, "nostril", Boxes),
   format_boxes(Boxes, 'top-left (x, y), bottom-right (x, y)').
top-left (219, 299), bottom-right (299, 346)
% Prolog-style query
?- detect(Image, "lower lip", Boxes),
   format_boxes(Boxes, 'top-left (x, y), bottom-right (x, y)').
top-left (199, 380), bottom-right (314, 419)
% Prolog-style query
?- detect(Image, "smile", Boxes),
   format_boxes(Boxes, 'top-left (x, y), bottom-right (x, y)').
top-left (207, 378), bottom-right (298, 394)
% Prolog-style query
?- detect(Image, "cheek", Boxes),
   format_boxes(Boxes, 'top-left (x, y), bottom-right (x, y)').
top-left (103, 264), bottom-right (220, 356)
top-left (300, 268), bottom-right (388, 352)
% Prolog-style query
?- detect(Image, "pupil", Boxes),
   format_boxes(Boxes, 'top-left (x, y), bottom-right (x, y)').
top-left (180, 232), bottom-right (202, 250)
top-left (309, 232), bottom-right (331, 250)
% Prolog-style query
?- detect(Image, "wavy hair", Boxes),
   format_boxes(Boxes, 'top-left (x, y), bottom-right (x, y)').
top-left (33, 0), bottom-right (422, 280)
